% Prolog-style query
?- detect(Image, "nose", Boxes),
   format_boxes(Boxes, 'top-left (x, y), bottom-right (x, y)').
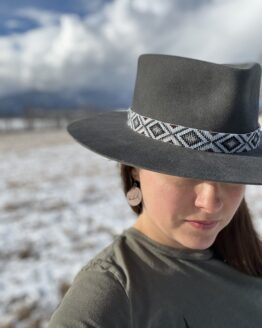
top-left (194, 181), bottom-right (223, 214)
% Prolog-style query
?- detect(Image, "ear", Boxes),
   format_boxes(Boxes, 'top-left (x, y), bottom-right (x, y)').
top-left (131, 167), bottom-right (140, 182)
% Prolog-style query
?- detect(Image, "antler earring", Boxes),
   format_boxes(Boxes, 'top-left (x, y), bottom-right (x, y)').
top-left (126, 181), bottom-right (142, 206)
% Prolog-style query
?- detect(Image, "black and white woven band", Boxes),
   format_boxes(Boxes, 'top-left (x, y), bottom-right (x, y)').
top-left (127, 108), bottom-right (261, 154)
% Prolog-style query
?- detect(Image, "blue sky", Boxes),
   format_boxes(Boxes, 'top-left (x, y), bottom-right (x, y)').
top-left (0, 0), bottom-right (261, 107)
top-left (0, 0), bottom-right (112, 35)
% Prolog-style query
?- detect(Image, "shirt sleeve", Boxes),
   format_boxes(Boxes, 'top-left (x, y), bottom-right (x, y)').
top-left (47, 267), bottom-right (130, 328)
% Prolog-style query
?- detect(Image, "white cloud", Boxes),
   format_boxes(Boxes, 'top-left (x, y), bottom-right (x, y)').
top-left (0, 0), bottom-right (262, 98)
top-left (131, 0), bottom-right (173, 15)
top-left (16, 7), bottom-right (61, 27)
top-left (5, 19), bottom-right (24, 30)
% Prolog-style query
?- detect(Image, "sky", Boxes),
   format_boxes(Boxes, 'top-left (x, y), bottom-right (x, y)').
top-left (0, 0), bottom-right (262, 106)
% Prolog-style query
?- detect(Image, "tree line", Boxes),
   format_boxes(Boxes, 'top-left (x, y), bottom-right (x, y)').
top-left (0, 107), bottom-right (104, 132)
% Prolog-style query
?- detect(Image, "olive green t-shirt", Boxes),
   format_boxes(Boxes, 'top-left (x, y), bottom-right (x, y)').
top-left (48, 227), bottom-right (262, 328)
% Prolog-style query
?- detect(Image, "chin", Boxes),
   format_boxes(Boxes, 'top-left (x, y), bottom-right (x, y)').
top-left (181, 238), bottom-right (216, 250)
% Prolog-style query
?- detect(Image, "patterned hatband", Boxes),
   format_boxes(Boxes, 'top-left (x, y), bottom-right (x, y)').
top-left (127, 108), bottom-right (261, 154)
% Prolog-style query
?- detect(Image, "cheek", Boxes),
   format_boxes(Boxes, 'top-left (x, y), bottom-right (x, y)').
top-left (224, 187), bottom-right (245, 216)
top-left (231, 186), bottom-right (245, 203)
top-left (141, 179), bottom-right (188, 216)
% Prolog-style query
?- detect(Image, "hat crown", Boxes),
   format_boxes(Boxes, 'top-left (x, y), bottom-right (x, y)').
top-left (131, 54), bottom-right (261, 134)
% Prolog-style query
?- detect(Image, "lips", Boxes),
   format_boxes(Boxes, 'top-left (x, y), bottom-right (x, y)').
top-left (186, 219), bottom-right (220, 230)
top-left (186, 220), bottom-right (219, 225)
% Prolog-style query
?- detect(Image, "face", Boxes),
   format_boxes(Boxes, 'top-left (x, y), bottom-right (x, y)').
top-left (132, 168), bottom-right (246, 250)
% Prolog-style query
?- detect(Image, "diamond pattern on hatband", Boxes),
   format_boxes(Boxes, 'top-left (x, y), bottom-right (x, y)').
top-left (127, 108), bottom-right (261, 154)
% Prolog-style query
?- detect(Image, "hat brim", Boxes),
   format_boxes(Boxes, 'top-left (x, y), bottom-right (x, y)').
top-left (67, 110), bottom-right (262, 185)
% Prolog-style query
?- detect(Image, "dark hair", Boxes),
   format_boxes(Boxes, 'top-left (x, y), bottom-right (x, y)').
top-left (119, 163), bottom-right (262, 277)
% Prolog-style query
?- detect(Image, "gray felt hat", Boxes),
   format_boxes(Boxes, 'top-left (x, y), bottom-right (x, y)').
top-left (68, 54), bottom-right (262, 185)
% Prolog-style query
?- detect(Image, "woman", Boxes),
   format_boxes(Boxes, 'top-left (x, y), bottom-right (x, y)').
top-left (48, 54), bottom-right (262, 327)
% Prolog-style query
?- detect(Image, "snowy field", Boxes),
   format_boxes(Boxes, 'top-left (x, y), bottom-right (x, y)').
top-left (0, 129), bottom-right (135, 327)
top-left (0, 128), bottom-right (262, 327)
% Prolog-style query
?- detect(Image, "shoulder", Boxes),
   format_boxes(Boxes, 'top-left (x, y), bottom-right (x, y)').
top-left (48, 234), bottom-right (131, 328)
top-left (80, 232), bottom-right (130, 289)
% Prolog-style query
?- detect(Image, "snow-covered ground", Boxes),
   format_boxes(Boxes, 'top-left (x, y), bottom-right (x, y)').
top-left (0, 129), bottom-right (135, 327)
top-left (0, 129), bottom-right (261, 327)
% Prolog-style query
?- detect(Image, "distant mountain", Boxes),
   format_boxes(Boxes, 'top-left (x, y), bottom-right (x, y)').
top-left (0, 89), bottom-right (130, 116)
top-left (0, 88), bottom-right (261, 117)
